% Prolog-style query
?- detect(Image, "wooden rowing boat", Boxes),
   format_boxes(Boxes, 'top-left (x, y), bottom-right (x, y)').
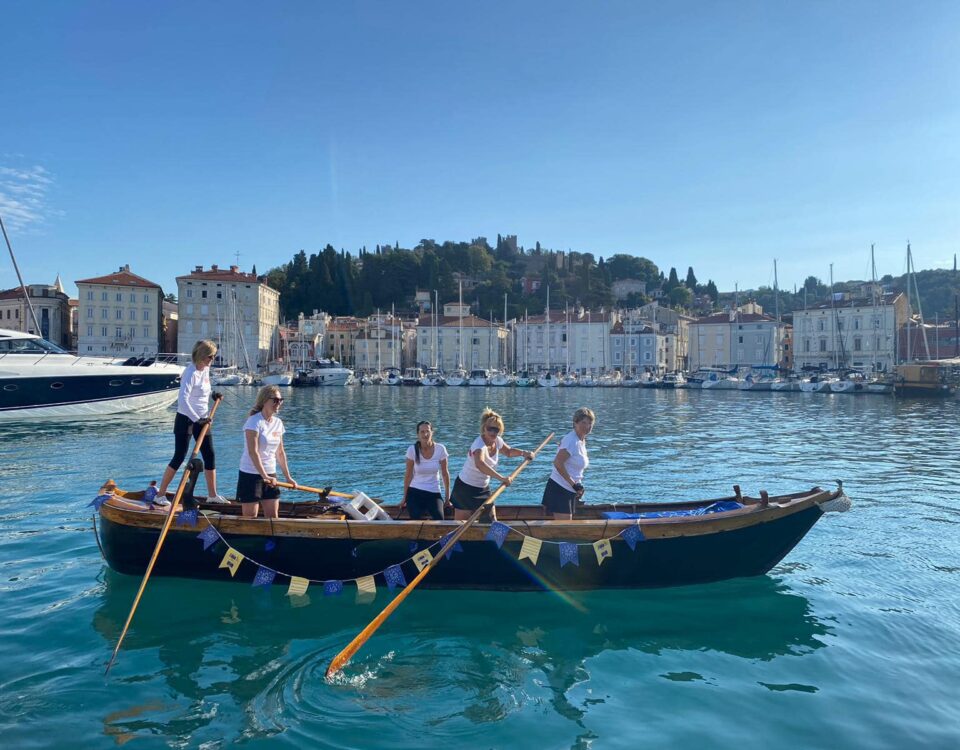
top-left (94, 484), bottom-right (850, 591)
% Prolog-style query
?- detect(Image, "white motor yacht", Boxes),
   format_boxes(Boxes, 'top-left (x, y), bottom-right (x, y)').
top-left (660, 372), bottom-right (685, 389)
top-left (381, 367), bottom-right (401, 386)
top-left (0, 328), bottom-right (183, 421)
top-left (467, 369), bottom-right (490, 386)
top-left (401, 367), bottom-right (424, 386)
top-left (830, 371), bottom-right (868, 393)
top-left (300, 359), bottom-right (354, 386)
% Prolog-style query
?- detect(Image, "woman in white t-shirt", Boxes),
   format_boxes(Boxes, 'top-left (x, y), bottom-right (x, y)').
top-left (155, 339), bottom-right (226, 506)
top-left (401, 420), bottom-right (451, 520)
top-left (542, 407), bottom-right (595, 519)
top-left (235, 385), bottom-right (297, 519)
top-left (450, 408), bottom-right (534, 522)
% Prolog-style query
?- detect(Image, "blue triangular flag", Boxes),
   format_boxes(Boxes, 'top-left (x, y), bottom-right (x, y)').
top-left (197, 525), bottom-right (219, 551)
top-left (88, 494), bottom-right (110, 509)
top-left (485, 521), bottom-right (511, 549)
top-left (409, 541), bottom-right (419, 553)
top-left (439, 531), bottom-right (463, 560)
top-left (323, 580), bottom-right (344, 596)
top-left (623, 524), bottom-right (645, 551)
top-left (559, 542), bottom-right (580, 568)
top-left (252, 566), bottom-right (276, 587)
top-left (177, 509), bottom-right (199, 527)
top-left (265, 539), bottom-right (276, 552)
top-left (384, 564), bottom-right (407, 590)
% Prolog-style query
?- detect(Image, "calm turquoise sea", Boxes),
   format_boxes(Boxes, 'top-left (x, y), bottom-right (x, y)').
top-left (1, 387), bottom-right (958, 748)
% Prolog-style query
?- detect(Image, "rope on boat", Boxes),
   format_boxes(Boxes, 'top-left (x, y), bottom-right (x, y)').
top-left (92, 513), bottom-right (106, 561)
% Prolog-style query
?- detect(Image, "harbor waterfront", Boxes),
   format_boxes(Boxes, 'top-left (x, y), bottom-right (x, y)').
top-left (1, 388), bottom-right (958, 748)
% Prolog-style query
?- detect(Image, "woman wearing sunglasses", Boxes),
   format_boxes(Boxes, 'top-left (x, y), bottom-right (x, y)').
top-left (236, 385), bottom-right (297, 519)
top-left (450, 408), bottom-right (533, 522)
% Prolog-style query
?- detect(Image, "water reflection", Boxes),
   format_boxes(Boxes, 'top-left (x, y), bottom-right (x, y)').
top-left (92, 570), bottom-right (830, 743)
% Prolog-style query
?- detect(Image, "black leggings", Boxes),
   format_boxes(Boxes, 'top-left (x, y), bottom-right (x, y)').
top-left (169, 412), bottom-right (216, 470)
top-left (405, 487), bottom-right (444, 520)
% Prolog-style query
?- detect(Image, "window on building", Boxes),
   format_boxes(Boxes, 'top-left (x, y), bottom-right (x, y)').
top-left (738, 336), bottom-right (743, 344)
top-left (186, 289), bottom-right (193, 298)
top-left (818, 320), bottom-right (824, 331)
top-left (854, 338), bottom-right (862, 351)
top-left (116, 309), bottom-right (123, 320)
top-left (472, 337), bottom-right (479, 345)
top-left (100, 291), bottom-right (107, 301)
top-left (854, 318), bottom-right (861, 330)
top-left (201, 290), bottom-right (208, 299)
top-left (644, 352), bottom-right (651, 361)
top-left (129, 293), bottom-right (136, 303)
top-left (216, 291), bottom-right (222, 299)
top-left (86, 291), bottom-right (93, 300)
top-left (200, 304), bottom-right (208, 315)
top-left (804, 339), bottom-right (810, 352)
top-left (819, 339), bottom-right (827, 352)
top-left (116, 292), bottom-right (122, 302)
top-left (101, 326), bottom-right (107, 337)
top-left (101, 308), bottom-right (108, 319)
top-left (129, 327), bottom-right (135, 337)
top-left (143, 310), bottom-right (149, 320)
top-left (86, 325), bottom-right (93, 336)
top-left (115, 327), bottom-right (123, 337)
top-left (143, 327), bottom-right (149, 338)
top-left (130, 309), bottom-right (136, 320)
top-left (86, 308), bottom-right (93, 319)
top-left (144, 294), bottom-right (149, 303)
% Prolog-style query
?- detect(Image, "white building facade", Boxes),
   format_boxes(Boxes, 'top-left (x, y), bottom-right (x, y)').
top-left (791, 291), bottom-right (907, 372)
top-left (176, 265), bottom-right (280, 368)
top-left (76, 266), bottom-right (164, 356)
top-left (688, 309), bottom-right (784, 372)
top-left (416, 302), bottom-right (508, 371)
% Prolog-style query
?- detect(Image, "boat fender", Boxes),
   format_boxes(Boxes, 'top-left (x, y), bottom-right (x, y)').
top-left (820, 493), bottom-right (852, 514)
top-left (338, 491), bottom-right (391, 521)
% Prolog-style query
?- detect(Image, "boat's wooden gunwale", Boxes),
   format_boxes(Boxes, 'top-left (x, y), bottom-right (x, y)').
top-left (99, 489), bottom-right (834, 543)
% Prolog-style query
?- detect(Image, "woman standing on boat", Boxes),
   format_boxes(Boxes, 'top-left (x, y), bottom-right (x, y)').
top-left (155, 339), bottom-right (226, 506)
top-left (542, 407), bottom-right (595, 520)
top-left (450, 408), bottom-right (533, 522)
top-left (400, 420), bottom-right (451, 520)
top-left (236, 385), bottom-right (297, 519)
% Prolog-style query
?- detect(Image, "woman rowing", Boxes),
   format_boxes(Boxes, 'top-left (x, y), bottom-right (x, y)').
top-left (450, 408), bottom-right (533, 522)
top-left (400, 420), bottom-right (451, 520)
top-left (155, 339), bottom-right (225, 506)
top-left (542, 407), bottom-right (595, 520)
top-left (236, 385), bottom-right (297, 519)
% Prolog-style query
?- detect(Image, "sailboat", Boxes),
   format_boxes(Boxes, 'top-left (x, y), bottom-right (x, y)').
top-left (560, 303), bottom-right (577, 386)
top-left (445, 283), bottom-right (467, 386)
top-left (537, 287), bottom-right (559, 387)
top-left (421, 291), bottom-right (446, 385)
top-left (515, 309), bottom-right (536, 386)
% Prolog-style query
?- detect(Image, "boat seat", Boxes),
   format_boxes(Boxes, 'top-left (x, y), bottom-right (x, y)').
top-left (337, 491), bottom-right (391, 521)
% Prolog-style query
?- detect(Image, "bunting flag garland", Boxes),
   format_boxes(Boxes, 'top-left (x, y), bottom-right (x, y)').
top-left (384, 564), bottom-right (407, 590)
top-left (413, 549), bottom-right (434, 572)
top-left (323, 580), bottom-right (344, 596)
top-left (593, 539), bottom-right (613, 565)
top-left (485, 521), bottom-right (511, 548)
top-left (197, 525), bottom-right (219, 551)
top-left (252, 566), bottom-right (276, 587)
top-left (439, 532), bottom-right (463, 560)
top-left (89, 494), bottom-right (110, 509)
top-left (356, 575), bottom-right (377, 599)
top-left (518, 536), bottom-right (542, 565)
top-left (623, 524), bottom-right (645, 551)
top-left (559, 542), bottom-right (580, 568)
top-left (177, 509), bottom-right (199, 527)
top-left (287, 576), bottom-right (310, 597)
top-left (190, 510), bottom-right (650, 610)
top-left (219, 548), bottom-right (245, 577)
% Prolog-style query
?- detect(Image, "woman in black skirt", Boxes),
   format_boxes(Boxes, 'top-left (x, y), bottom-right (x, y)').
top-left (542, 407), bottom-right (595, 519)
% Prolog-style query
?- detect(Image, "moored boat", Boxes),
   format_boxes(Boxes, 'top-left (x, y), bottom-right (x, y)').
top-left (401, 367), bottom-right (424, 386)
top-left (94, 483), bottom-right (849, 591)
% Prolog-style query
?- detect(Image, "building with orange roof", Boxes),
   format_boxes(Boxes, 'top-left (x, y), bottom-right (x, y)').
top-left (0, 276), bottom-right (71, 348)
top-left (76, 265), bottom-right (164, 356)
top-left (175, 264), bottom-right (280, 368)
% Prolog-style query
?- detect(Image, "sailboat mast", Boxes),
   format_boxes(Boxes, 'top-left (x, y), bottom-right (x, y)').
top-left (545, 286), bottom-right (550, 371)
top-left (458, 281), bottom-right (463, 370)
top-left (829, 264), bottom-right (839, 370)
top-left (0, 214), bottom-right (43, 336)
top-left (908, 243), bottom-right (931, 359)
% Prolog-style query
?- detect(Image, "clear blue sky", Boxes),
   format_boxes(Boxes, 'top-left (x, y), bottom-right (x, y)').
top-left (2, 0), bottom-right (958, 299)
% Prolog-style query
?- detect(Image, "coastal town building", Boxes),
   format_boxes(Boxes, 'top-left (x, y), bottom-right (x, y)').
top-left (0, 276), bottom-right (71, 349)
top-left (323, 317), bottom-right (363, 367)
top-left (176, 265), bottom-right (280, 368)
top-left (416, 301), bottom-right (508, 371)
top-left (287, 311), bottom-right (329, 364)
top-left (76, 266), bottom-right (163, 356)
top-left (791, 289), bottom-right (907, 372)
top-left (687, 303), bottom-right (784, 372)
top-left (514, 308), bottom-right (619, 375)
top-left (161, 300), bottom-right (178, 354)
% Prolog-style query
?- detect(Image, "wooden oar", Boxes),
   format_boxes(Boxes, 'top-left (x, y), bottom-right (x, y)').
top-left (325, 431), bottom-right (554, 678)
top-left (273, 481), bottom-right (353, 500)
top-left (105, 396), bottom-right (223, 675)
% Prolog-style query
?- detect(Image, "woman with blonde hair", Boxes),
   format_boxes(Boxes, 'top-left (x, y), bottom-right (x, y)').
top-left (155, 339), bottom-right (225, 505)
top-left (235, 385), bottom-right (297, 519)
top-left (450, 408), bottom-right (533, 522)
top-left (542, 407), bottom-right (595, 520)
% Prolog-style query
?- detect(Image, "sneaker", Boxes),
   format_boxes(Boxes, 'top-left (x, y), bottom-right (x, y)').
top-left (207, 494), bottom-right (231, 505)
top-left (153, 496), bottom-right (171, 507)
